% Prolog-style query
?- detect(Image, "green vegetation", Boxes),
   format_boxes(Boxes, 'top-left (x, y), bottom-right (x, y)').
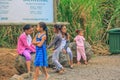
top-left (0, 0), bottom-right (120, 48)
top-left (58, 0), bottom-right (120, 43)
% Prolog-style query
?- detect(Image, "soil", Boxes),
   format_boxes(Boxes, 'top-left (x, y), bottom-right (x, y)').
top-left (0, 48), bottom-right (18, 80)
top-left (0, 48), bottom-right (120, 80)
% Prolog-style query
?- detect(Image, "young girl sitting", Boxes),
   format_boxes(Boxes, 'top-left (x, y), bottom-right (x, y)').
top-left (32, 22), bottom-right (49, 80)
top-left (74, 29), bottom-right (88, 65)
top-left (59, 25), bottom-right (73, 69)
top-left (17, 24), bottom-right (35, 73)
top-left (47, 24), bottom-right (64, 73)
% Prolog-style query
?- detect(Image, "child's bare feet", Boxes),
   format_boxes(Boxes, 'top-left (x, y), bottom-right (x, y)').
top-left (70, 65), bottom-right (73, 69)
top-left (45, 74), bottom-right (50, 80)
top-left (77, 62), bottom-right (81, 65)
top-left (39, 70), bottom-right (42, 75)
top-left (58, 68), bottom-right (65, 74)
top-left (58, 70), bottom-right (64, 74)
top-left (84, 61), bottom-right (88, 65)
top-left (33, 78), bottom-right (38, 80)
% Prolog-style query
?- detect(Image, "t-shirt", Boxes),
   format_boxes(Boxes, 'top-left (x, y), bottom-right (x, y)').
top-left (74, 35), bottom-right (85, 47)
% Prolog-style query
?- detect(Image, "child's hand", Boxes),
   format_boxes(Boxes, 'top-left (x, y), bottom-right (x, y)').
top-left (77, 47), bottom-right (81, 51)
top-left (52, 48), bottom-right (55, 51)
top-left (49, 48), bottom-right (54, 51)
top-left (62, 49), bottom-right (66, 54)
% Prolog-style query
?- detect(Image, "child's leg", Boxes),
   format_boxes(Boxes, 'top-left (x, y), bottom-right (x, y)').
top-left (42, 67), bottom-right (49, 80)
top-left (77, 47), bottom-right (81, 64)
top-left (66, 47), bottom-right (73, 67)
top-left (80, 47), bottom-right (87, 64)
top-left (52, 49), bottom-right (63, 71)
top-left (22, 49), bottom-right (32, 73)
top-left (34, 67), bottom-right (39, 80)
top-left (80, 47), bottom-right (87, 60)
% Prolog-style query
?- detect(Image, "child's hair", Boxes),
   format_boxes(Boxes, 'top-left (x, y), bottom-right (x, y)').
top-left (54, 24), bottom-right (61, 33)
top-left (23, 24), bottom-right (31, 31)
top-left (76, 29), bottom-right (83, 34)
top-left (59, 25), bottom-right (69, 40)
top-left (38, 22), bottom-right (48, 43)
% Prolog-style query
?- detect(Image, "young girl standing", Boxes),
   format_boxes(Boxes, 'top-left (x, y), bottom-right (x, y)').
top-left (32, 22), bottom-right (49, 80)
top-left (47, 24), bottom-right (64, 73)
top-left (74, 29), bottom-right (87, 65)
top-left (59, 25), bottom-right (73, 69)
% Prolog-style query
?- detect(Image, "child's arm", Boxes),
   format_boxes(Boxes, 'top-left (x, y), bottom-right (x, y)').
top-left (32, 36), bottom-right (39, 45)
top-left (37, 36), bottom-right (46, 47)
top-left (47, 35), bottom-right (59, 49)
top-left (82, 36), bottom-right (85, 41)
top-left (20, 36), bottom-right (35, 51)
top-left (74, 37), bottom-right (76, 42)
top-left (21, 36), bottom-right (30, 47)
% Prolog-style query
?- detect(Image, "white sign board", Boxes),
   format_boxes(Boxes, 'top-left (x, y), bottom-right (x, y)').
top-left (0, 0), bottom-right (54, 24)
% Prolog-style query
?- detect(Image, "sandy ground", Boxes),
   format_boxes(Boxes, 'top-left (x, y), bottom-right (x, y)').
top-left (0, 48), bottom-right (120, 80)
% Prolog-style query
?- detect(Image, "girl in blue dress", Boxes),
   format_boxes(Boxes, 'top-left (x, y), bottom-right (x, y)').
top-left (32, 22), bottom-right (49, 80)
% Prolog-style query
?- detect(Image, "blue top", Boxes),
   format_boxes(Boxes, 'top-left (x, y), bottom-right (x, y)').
top-left (34, 33), bottom-right (48, 67)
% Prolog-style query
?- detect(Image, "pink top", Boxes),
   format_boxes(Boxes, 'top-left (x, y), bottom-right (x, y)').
top-left (17, 32), bottom-right (35, 55)
top-left (74, 35), bottom-right (85, 47)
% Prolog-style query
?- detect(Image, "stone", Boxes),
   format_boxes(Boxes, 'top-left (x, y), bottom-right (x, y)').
top-left (21, 72), bottom-right (33, 79)
top-left (48, 52), bottom-right (69, 68)
top-left (59, 52), bottom-right (69, 67)
top-left (69, 41), bottom-right (93, 63)
top-left (15, 53), bottom-right (35, 74)
top-left (84, 41), bottom-right (94, 61)
top-left (9, 73), bottom-right (34, 80)
top-left (9, 74), bottom-right (24, 80)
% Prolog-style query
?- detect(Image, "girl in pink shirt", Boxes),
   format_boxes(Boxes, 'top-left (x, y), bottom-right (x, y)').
top-left (17, 24), bottom-right (35, 73)
top-left (74, 29), bottom-right (87, 65)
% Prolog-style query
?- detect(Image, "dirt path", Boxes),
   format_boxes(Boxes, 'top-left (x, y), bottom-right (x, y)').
top-left (31, 55), bottom-right (120, 80)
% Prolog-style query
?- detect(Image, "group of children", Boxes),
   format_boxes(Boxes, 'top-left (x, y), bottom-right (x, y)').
top-left (17, 22), bottom-right (87, 80)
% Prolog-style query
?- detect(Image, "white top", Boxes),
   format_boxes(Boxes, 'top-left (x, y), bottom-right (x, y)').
top-left (61, 37), bottom-right (67, 48)
top-left (27, 35), bottom-right (32, 46)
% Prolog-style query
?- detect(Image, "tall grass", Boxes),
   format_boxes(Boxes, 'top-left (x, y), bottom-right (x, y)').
top-left (58, 0), bottom-right (102, 43)
top-left (58, 0), bottom-right (120, 43)
top-left (99, 0), bottom-right (120, 41)
top-left (0, 25), bottom-right (22, 48)
top-left (0, 0), bottom-right (120, 48)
